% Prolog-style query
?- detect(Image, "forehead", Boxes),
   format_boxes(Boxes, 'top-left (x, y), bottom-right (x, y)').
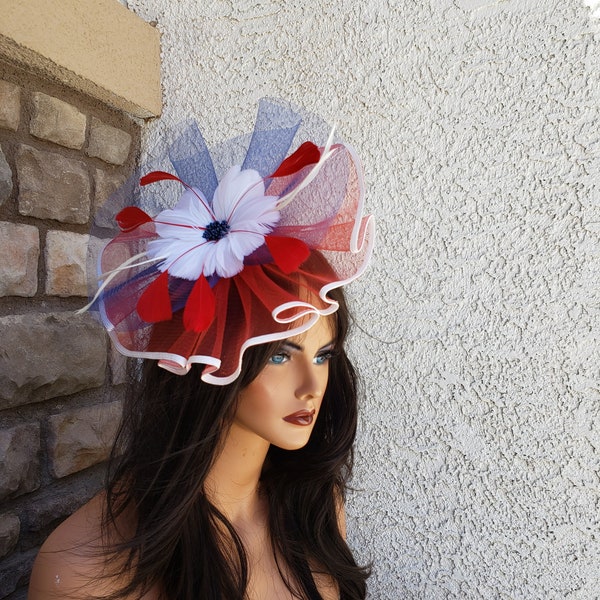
top-left (285, 314), bottom-right (335, 348)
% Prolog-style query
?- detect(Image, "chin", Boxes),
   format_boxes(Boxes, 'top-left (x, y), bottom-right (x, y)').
top-left (272, 435), bottom-right (313, 451)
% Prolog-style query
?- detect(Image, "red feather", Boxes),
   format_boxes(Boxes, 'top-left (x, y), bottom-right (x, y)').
top-left (137, 272), bottom-right (172, 323)
top-left (269, 142), bottom-right (321, 178)
top-left (115, 206), bottom-right (153, 232)
top-left (183, 275), bottom-right (216, 332)
top-left (140, 171), bottom-right (184, 186)
top-left (265, 236), bottom-right (310, 274)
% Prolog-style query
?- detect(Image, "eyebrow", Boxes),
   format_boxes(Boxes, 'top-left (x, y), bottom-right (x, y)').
top-left (280, 340), bottom-right (335, 353)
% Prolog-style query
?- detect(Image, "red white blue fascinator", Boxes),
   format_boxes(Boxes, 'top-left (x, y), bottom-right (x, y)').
top-left (82, 99), bottom-right (374, 384)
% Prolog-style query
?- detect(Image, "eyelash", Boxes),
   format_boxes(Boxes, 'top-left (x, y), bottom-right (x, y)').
top-left (268, 349), bottom-right (338, 365)
top-left (268, 352), bottom-right (290, 365)
top-left (314, 350), bottom-right (337, 365)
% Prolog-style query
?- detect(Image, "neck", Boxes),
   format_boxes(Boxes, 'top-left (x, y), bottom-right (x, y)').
top-left (205, 422), bottom-right (270, 524)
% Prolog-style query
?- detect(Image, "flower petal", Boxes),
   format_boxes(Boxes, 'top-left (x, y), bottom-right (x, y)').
top-left (213, 166), bottom-right (265, 221)
top-left (148, 166), bottom-right (284, 281)
top-left (228, 231), bottom-right (265, 261)
top-left (148, 238), bottom-right (212, 280)
top-left (154, 189), bottom-right (212, 240)
top-left (230, 197), bottom-right (280, 228)
top-left (214, 239), bottom-right (244, 278)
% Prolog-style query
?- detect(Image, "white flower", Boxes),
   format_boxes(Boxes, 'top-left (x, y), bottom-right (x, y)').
top-left (146, 166), bottom-right (280, 279)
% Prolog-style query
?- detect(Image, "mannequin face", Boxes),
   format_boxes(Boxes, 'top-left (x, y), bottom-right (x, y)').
top-left (234, 317), bottom-right (335, 451)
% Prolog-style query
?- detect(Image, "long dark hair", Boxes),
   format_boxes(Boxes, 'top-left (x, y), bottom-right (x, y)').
top-left (101, 282), bottom-right (370, 599)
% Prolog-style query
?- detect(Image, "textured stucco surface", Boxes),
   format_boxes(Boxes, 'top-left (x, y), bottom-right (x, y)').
top-left (127, 1), bottom-right (600, 597)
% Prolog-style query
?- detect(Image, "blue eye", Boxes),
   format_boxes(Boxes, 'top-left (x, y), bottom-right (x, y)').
top-left (314, 350), bottom-right (336, 365)
top-left (269, 352), bottom-right (289, 365)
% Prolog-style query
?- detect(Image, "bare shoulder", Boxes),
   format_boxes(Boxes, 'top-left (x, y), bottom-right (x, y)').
top-left (28, 494), bottom-right (109, 599)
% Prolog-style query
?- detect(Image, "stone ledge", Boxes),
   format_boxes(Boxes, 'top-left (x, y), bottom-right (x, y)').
top-left (0, 0), bottom-right (161, 118)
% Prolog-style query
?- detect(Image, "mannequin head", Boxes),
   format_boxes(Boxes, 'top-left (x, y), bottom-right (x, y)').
top-left (233, 314), bottom-right (335, 451)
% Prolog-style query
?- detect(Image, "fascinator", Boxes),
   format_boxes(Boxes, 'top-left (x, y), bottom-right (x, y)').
top-left (83, 99), bottom-right (374, 384)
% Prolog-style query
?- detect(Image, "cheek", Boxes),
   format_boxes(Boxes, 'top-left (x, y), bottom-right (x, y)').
top-left (236, 380), bottom-right (280, 423)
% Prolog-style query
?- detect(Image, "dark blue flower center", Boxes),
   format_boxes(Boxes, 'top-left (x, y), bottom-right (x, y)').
top-left (203, 220), bottom-right (231, 242)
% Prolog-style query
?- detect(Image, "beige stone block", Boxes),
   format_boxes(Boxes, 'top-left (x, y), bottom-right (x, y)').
top-left (0, 514), bottom-right (20, 559)
top-left (0, 312), bottom-right (107, 409)
top-left (0, 424), bottom-right (40, 501)
top-left (0, 146), bottom-right (13, 206)
top-left (0, 80), bottom-right (20, 131)
top-left (95, 167), bottom-right (127, 208)
top-left (87, 117), bottom-right (132, 165)
top-left (47, 401), bottom-right (122, 478)
top-left (16, 145), bottom-right (90, 224)
top-left (0, 221), bottom-right (39, 297)
top-left (30, 92), bottom-right (87, 150)
top-left (45, 230), bottom-right (88, 297)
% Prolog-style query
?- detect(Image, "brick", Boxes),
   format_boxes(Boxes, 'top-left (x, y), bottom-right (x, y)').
top-left (95, 167), bottom-right (127, 208)
top-left (0, 81), bottom-right (20, 131)
top-left (94, 168), bottom-right (127, 228)
top-left (87, 117), bottom-right (132, 165)
top-left (0, 146), bottom-right (12, 206)
top-left (48, 400), bottom-right (122, 478)
top-left (30, 92), bottom-right (86, 150)
top-left (0, 313), bottom-right (106, 409)
top-left (0, 424), bottom-right (40, 502)
top-left (0, 549), bottom-right (36, 598)
top-left (45, 231), bottom-right (88, 297)
top-left (16, 145), bottom-right (90, 224)
top-left (0, 514), bottom-right (20, 559)
top-left (0, 222), bottom-right (39, 297)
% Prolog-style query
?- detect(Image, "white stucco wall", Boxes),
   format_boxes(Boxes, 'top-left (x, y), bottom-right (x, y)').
top-left (126, 0), bottom-right (600, 597)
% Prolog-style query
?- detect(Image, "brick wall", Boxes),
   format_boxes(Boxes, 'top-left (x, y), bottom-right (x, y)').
top-left (0, 60), bottom-right (140, 600)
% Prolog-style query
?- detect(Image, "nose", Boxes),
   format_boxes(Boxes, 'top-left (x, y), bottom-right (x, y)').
top-left (295, 360), bottom-right (326, 401)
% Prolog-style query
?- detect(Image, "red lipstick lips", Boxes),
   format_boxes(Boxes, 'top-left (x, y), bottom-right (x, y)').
top-left (283, 409), bottom-right (315, 426)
